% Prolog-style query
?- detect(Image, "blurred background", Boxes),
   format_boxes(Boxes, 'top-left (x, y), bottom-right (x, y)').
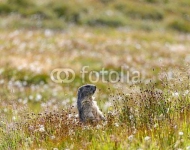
top-left (0, 0), bottom-right (190, 112)
top-left (0, 0), bottom-right (190, 31)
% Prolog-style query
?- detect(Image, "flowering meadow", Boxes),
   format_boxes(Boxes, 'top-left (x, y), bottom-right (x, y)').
top-left (0, 0), bottom-right (190, 149)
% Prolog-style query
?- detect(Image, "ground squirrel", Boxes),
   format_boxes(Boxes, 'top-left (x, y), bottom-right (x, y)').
top-left (77, 84), bottom-right (105, 123)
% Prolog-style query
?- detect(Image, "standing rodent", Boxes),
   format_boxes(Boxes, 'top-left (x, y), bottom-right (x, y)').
top-left (77, 84), bottom-right (105, 123)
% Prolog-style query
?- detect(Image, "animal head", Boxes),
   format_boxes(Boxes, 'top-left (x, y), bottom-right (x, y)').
top-left (77, 84), bottom-right (96, 101)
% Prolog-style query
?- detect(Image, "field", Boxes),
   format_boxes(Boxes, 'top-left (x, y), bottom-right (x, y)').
top-left (0, 0), bottom-right (190, 149)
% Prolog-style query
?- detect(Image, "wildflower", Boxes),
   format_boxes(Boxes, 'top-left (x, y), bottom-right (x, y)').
top-left (36, 94), bottom-right (42, 101)
top-left (69, 130), bottom-right (75, 136)
top-left (41, 103), bottom-right (47, 107)
top-left (0, 121), bottom-right (6, 126)
top-left (25, 137), bottom-right (33, 145)
top-left (68, 114), bottom-right (73, 119)
top-left (153, 123), bottom-right (158, 128)
top-left (103, 101), bottom-right (112, 110)
top-left (183, 90), bottom-right (189, 96)
top-left (12, 116), bottom-right (16, 121)
top-left (144, 136), bottom-right (151, 141)
top-left (186, 146), bottom-right (190, 150)
top-left (172, 92), bottom-right (179, 97)
top-left (128, 135), bottom-right (134, 141)
top-left (28, 125), bottom-right (34, 131)
top-left (29, 95), bottom-right (33, 100)
top-left (22, 81), bottom-right (27, 86)
top-left (39, 125), bottom-right (45, 132)
top-left (0, 68), bottom-right (4, 75)
top-left (44, 29), bottom-right (53, 37)
top-left (23, 99), bottom-right (28, 104)
top-left (51, 135), bottom-right (55, 140)
top-left (0, 79), bottom-right (4, 84)
top-left (178, 131), bottom-right (183, 136)
top-left (96, 125), bottom-right (102, 129)
top-left (129, 115), bottom-right (133, 120)
top-left (114, 123), bottom-right (119, 127)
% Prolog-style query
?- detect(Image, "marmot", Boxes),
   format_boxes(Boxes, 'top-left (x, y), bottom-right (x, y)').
top-left (77, 84), bottom-right (105, 123)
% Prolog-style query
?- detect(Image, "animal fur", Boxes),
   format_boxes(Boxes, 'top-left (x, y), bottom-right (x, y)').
top-left (77, 84), bottom-right (105, 123)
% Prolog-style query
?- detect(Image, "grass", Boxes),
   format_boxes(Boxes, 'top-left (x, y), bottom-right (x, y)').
top-left (1, 77), bottom-right (190, 149)
top-left (0, 0), bottom-right (190, 149)
top-left (0, 0), bottom-right (190, 32)
top-left (0, 27), bottom-right (190, 149)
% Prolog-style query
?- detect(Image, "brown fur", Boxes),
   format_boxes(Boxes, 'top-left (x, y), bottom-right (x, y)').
top-left (77, 84), bottom-right (105, 123)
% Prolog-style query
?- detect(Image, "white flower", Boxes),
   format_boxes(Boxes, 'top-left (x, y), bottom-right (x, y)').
top-left (129, 115), bottom-right (133, 120)
top-left (12, 116), bottom-right (16, 121)
top-left (144, 136), bottom-right (151, 141)
top-left (41, 103), bottom-right (47, 107)
top-left (36, 94), bottom-right (42, 101)
top-left (0, 79), bottom-right (4, 84)
top-left (39, 125), bottom-right (45, 132)
top-left (29, 95), bottom-right (33, 100)
top-left (128, 135), bottom-right (133, 141)
top-left (103, 101), bottom-right (112, 110)
top-left (0, 121), bottom-right (6, 125)
top-left (96, 125), bottom-right (102, 129)
top-left (23, 99), bottom-right (28, 104)
top-left (51, 135), bottom-right (55, 140)
top-left (153, 123), bottom-right (158, 128)
top-left (0, 68), bottom-right (4, 75)
top-left (186, 146), bottom-right (190, 150)
top-left (44, 29), bottom-right (53, 37)
top-left (172, 92), bottom-right (179, 97)
top-left (179, 131), bottom-right (183, 136)
top-left (184, 90), bottom-right (189, 96)
top-left (114, 123), bottom-right (119, 127)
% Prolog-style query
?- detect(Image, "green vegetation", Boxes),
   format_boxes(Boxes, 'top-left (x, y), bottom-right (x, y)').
top-left (0, 0), bottom-right (190, 149)
top-left (0, 0), bottom-right (190, 32)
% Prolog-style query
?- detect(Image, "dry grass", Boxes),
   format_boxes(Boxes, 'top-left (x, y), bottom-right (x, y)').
top-left (0, 26), bottom-right (190, 149)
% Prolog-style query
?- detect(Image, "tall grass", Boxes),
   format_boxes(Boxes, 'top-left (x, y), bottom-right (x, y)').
top-left (1, 72), bottom-right (189, 149)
